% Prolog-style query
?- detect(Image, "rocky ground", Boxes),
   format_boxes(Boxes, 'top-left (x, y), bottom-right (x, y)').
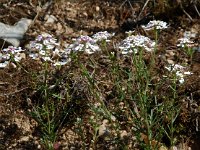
top-left (0, 0), bottom-right (200, 149)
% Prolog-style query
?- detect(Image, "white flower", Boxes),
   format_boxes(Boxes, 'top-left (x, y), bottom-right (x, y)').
top-left (28, 34), bottom-right (72, 64)
top-left (176, 71), bottom-right (184, 78)
top-left (45, 44), bottom-right (56, 50)
top-left (63, 48), bottom-right (72, 55)
top-left (36, 35), bottom-right (43, 41)
top-left (67, 35), bottom-right (101, 54)
top-left (179, 77), bottom-right (185, 84)
top-left (76, 35), bottom-right (95, 43)
top-left (42, 56), bottom-right (52, 61)
top-left (184, 71), bottom-right (193, 75)
top-left (39, 50), bottom-right (46, 56)
top-left (141, 20), bottom-right (168, 30)
top-left (2, 46), bottom-right (23, 54)
top-left (85, 43), bottom-right (100, 54)
top-left (3, 54), bottom-right (10, 60)
top-left (177, 37), bottom-right (194, 48)
top-left (165, 64), bottom-right (192, 84)
top-left (173, 64), bottom-right (185, 71)
top-left (165, 64), bottom-right (185, 72)
top-left (29, 53), bottom-right (39, 60)
top-left (30, 42), bottom-right (43, 50)
top-left (14, 54), bottom-right (22, 62)
top-left (92, 31), bottom-right (114, 42)
top-left (31, 34), bottom-right (59, 50)
top-left (53, 61), bottom-right (68, 66)
top-left (14, 47), bottom-right (24, 53)
top-left (0, 46), bottom-right (25, 68)
top-left (43, 37), bottom-right (59, 47)
top-left (119, 35), bottom-right (155, 54)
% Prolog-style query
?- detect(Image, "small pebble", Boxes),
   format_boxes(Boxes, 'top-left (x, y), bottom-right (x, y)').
top-left (45, 15), bottom-right (57, 24)
top-left (167, 59), bottom-right (174, 64)
top-left (96, 6), bottom-right (100, 12)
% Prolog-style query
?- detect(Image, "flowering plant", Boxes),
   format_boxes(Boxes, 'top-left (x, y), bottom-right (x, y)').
top-left (92, 31), bottom-right (114, 42)
top-left (66, 35), bottom-right (100, 54)
top-left (28, 33), bottom-right (71, 66)
top-left (177, 38), bottom-right (194, 48)
top-left (118, 35), bottom-right (155, 54)
top-left (141, 20), bottom-right (168, 30)
top-left (0, 46), bottom-right (25, 68)
top-left (165, 64), bottom-right (193, 84)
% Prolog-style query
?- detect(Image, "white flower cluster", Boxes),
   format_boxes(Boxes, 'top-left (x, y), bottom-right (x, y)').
top-left (92, 31), bottom-right (115, 42)
top-left (29, 33), bottom-right (70, 66)
top-left (66, 35), bottom-right (100, 54)
top-left (125, 30), bottom-right (134, 35)
top-left (66, 31), bottom-right (114, 54)
top-left (0, 46), bottom-right (25, 68)
top-left (177, 37), bottom-right (194, 48)
top-left (165, 64), bottom-right (193, 84)
top-left (141, 20), bottom-right (168, 30)
top-left (0, 31), bottom-right (114, 68)
top-left (118, 35), bottom-right (156, 54)
top-left (177, 29), bottom-right (197, 48)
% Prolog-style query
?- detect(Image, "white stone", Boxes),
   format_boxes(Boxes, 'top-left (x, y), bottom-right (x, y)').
top-left (20, 136), bottom-right (30, 142)
top-left (45, 15), bottom-right (57, 24)
top-left (96, 6), bottom-right (100, 12)
top-left (0, 18), bottom-right (32, 47)
top-left (167, 59), bottom-right (174, 64)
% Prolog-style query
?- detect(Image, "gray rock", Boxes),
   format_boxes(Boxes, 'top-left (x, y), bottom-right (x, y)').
top-left (0, 18), bottom-right (32, 47)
